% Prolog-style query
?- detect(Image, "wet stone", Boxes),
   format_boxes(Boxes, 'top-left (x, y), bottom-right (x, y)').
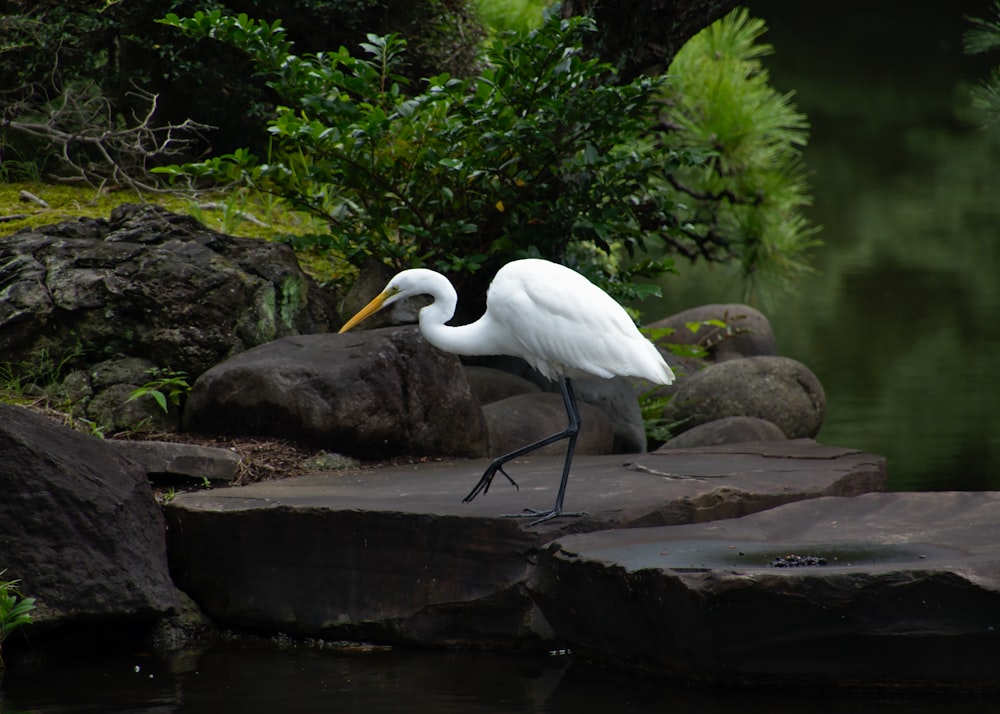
top-left (532, 492), bottom-right (1000, 690)
top-left (164, 440), bottom-right (885, 651)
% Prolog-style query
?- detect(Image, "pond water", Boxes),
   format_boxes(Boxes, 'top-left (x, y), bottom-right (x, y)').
top-left (650, 0), bottom-right (1000, 491)
top-left (2, 642), bottom-right (999, 714)
top-left (4, 2), bottom-right (999, 712)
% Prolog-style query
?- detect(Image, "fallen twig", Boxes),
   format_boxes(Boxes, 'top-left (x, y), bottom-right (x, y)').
top-left (17, 190), bottom-right (49, 208)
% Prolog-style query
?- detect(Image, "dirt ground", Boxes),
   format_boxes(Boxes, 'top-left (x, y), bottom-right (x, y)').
top-left (15, 396), bottom-right (430, 489)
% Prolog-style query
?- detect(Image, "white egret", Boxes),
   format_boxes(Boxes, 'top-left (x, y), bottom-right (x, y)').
top-left (338, 258), bottom-right (675, 524)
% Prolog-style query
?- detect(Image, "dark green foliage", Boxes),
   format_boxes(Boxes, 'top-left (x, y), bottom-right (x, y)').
top-left (0, 0), bottom-right (484, 166)
top-left (0, 572), bottom-right (35, 667)
top-left (157, 10), bottom-right (682, 304)
top-left (657, 9), bottom-right (819, 296)
top-left (966, 1), bottom-right (1000, 125)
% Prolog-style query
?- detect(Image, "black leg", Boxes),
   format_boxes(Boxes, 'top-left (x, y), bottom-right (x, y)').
top-left (463, 377), bottom-right (587, 525)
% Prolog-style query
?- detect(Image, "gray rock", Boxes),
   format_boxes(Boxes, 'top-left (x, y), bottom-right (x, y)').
top-left (660, 415), bottom-right (786, 449)
top-left (183, 327), bottom-right (489, 458)
top-left (567, 377), bottom-right (648, 453)
top-left (87, 381), bottom-right (178, 434)
top-left (164, 440), bottom-right (886, 647)
top-left (463, 365), bottom-right (541, 405)
top-left (533, 492), bottom-right (1000, 689)
top-left (47, 356), bottom-right (181, 434)
top-left (483, 393), bottom-right (613, 458)
top-left (662, 355), bottom-right (825, 438)
top-left (650, 303), bottom-right (776, 362)
top-left (0, 204), bottom-right (338, 430)
top-left (468, 365), bottom-right (647, 454)
top-left (0, 404), bottom-right (179, 643)
top-left (109, 439), bottom-right (242, 485)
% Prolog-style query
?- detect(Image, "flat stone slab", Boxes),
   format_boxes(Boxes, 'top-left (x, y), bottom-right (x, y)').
top-left (534, 492), bottom-right (1000, 690)
top-left (109, 439), bottom-right (242, 486)
top-left (165, 440), bottom-right (885, 648)
top-left (169, 439), bottom-right (885, 530)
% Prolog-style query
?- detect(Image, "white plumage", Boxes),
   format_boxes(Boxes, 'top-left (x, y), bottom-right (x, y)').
top-left (339, 258), bottom-right (674, 524)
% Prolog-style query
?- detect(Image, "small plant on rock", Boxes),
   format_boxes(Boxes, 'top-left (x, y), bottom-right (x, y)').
top-left (126, 367), bottom-right (191, 414)
top-left (0, 571), bottom-right (36, 668)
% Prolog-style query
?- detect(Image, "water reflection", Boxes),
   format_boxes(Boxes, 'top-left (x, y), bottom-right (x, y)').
top-left (2, 643), bottom-right (999, 714)
top-left (653, 0), bottom-right (1000, 491)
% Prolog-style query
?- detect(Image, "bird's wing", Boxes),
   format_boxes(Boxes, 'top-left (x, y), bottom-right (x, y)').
top-left (487, 261), bottom-right (672, 383)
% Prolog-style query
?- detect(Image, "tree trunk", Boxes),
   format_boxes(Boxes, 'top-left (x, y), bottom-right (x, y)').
top-left (562, 0), bottom-right (738, 80)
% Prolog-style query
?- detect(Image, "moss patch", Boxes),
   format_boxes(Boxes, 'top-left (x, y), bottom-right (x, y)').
top-left (0, 182), bottom-right (345, 285)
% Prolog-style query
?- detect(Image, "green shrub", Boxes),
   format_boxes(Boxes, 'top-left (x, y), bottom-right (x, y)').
top-left (656, 8), bottom-right (820, 296)
top-left (157, 9), bottom-right (682, 300)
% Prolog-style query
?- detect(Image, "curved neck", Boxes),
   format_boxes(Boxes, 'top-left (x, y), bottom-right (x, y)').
top-left (420, 308), bottom-right (501, 357)
top-left (417, 286), bottom-right (501, 357)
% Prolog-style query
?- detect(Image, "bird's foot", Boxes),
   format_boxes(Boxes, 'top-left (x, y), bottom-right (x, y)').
top-left (501, 508), bottom-right (587, 527)
top-left (463, 462), bottom-right (519, 503)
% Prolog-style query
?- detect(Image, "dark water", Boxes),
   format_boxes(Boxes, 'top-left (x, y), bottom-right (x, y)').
top-left (4, 3), bottom-right (999, 712)
top-left (652, 0), bottom-right (1000, 491)
top-left (2, 643), bottom-right (999, 714)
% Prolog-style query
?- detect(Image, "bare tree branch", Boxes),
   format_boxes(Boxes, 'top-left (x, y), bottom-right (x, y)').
top-left (2, 82), bottom-right (212, 192)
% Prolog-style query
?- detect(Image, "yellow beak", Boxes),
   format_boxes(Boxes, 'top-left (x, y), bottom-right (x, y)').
top-left (338, 291), bottom-right (390, 333)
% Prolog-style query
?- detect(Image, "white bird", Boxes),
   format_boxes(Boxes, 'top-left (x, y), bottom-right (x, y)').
top-left (338, 258), bottom-right (675, 524)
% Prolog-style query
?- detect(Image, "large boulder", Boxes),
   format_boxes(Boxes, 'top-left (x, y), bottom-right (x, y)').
top-left (0, 404), bottom-right (180, 652)
top-left (183, 327), bottom-right (489, 458)
top-left (662, 355), bottom-right (825, 439)
top-left (463, 365), bottom-right (541, 406)
top-left (0, 204), bottom-right (338, 430)
top-left (483, 393), bottom-right (614, 458)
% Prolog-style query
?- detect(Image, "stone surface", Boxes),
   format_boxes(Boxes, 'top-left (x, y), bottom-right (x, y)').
top-left (0, 204), bottom-right (338, 431)
top-left (0, 204), bottom-right (337, 374)
top-left (183, 327), bottom-right (489, 458)
top-left (465, 357), bottom-right (649, 454)
top-left (0, 404), bottom-right (180, 641)
top-left (464, 365), bottom-right (541, 406)
top-left (532, 491), bottom-right (1000, 689)
top-left (565, 377), bottom-right (648, 453)
top-left (109, 439), bottom-right (243, 485)
top-left (53, 356), bottom-right (182, 433)
top-left (164, 440), bottom-right (886, 647)
top-left (662, 355), bottom-right (826, 439)
top-left (660, 415), bottom-right (786, 449)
